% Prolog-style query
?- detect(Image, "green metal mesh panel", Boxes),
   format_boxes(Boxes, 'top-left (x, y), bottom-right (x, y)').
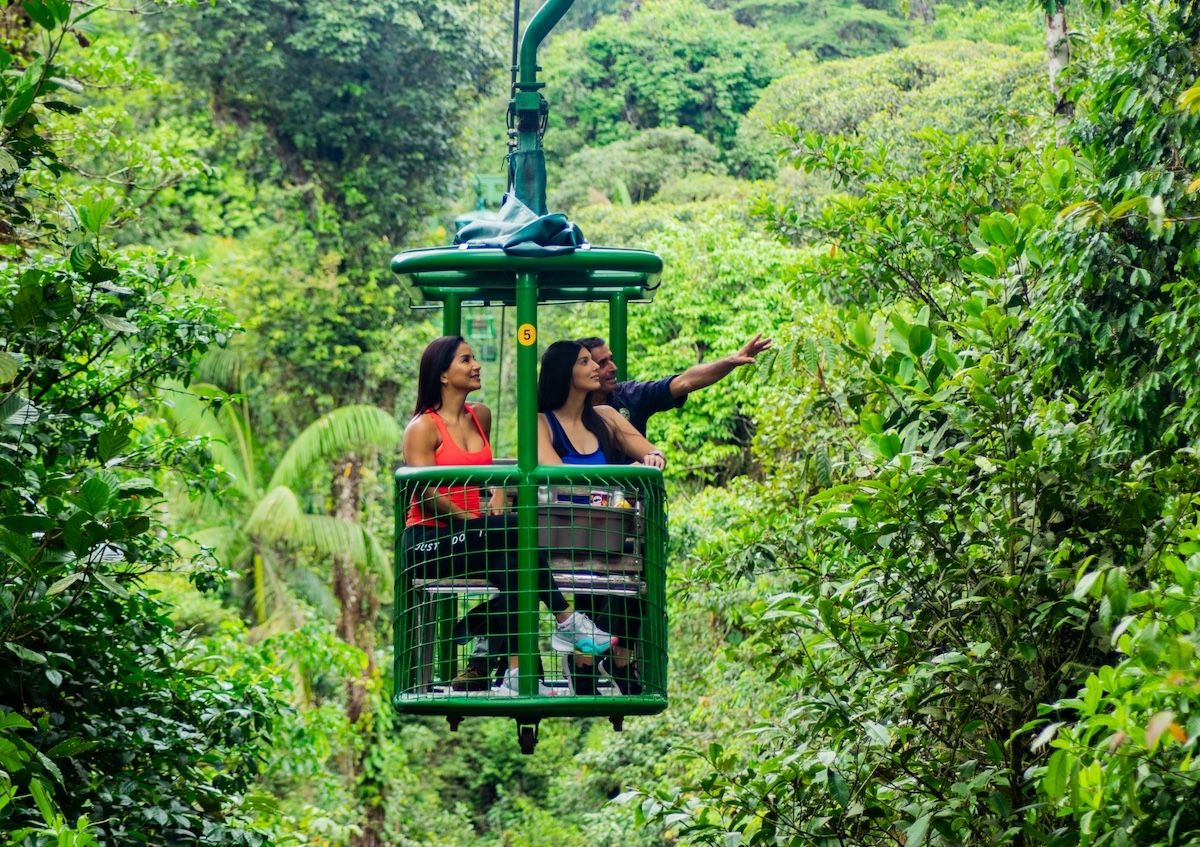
top-left (393, 464), bottom-right (667, 719)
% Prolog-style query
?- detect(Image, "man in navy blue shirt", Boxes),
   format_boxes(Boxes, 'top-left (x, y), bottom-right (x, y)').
top-left (576, 334), bottom-right (773, 435)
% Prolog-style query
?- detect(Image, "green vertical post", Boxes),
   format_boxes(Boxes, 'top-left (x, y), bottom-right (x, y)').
top-left (642, 484), bottom-right (668, 696)
top-left (438, 292), bottom-right (463, 684)
top-left (609, 293), bottom-right (628, 381)
top-left (511, 0), bottom-right (576, 215)
top-left (443, 293), bottom-right (462, 336)
top-left (515, 271), bottom-right (539, 697)
top-left (394, 485), bottom-right (413, 693)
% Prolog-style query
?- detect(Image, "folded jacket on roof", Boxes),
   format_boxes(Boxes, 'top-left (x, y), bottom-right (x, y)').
top-left (454, 193), bottom-right (587, 257)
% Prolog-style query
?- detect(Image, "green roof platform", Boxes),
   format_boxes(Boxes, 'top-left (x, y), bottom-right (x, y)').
top-left (391, 245), bottom-right (663, 306)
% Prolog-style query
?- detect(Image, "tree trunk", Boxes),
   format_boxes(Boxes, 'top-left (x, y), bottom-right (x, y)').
top-left (909, 0), bottom-right (934, 24)
top-left (1045, 3), bottom-right (1073, 124)
top-left (329, 452), bottom-right (385, 846)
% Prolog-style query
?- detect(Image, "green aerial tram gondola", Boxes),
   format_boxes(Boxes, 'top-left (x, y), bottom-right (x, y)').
top-left (391, 0), bottom-right (668, 753)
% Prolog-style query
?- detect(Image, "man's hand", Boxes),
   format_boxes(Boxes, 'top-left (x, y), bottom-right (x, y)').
top-left (731, 333), bottom-right (772, 366)
top-left (670, 332), bottom-right (775, 398)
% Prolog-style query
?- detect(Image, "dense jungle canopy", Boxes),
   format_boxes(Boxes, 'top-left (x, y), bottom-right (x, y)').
top-left (3, 0), bottom-right (1200, 845)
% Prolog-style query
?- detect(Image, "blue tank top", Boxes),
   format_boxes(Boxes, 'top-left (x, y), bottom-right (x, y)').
top-left (544, 411), bottom-right (608, 465)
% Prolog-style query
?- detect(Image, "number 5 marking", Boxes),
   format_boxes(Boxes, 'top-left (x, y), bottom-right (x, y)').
top-left (518, 324), bottom-right (536, 346)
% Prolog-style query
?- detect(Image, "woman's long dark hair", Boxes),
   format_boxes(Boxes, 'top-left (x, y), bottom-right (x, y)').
top-left (538, 340), bottom-right (617, 461)
top-left (413, 335), bottom-right (466, 416)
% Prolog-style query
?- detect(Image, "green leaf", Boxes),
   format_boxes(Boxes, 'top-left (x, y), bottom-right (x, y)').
top-left (2, 83), bottom-right (36, 126)
top-left (11, 282), bottom-right (42, 328)
top-left (28, 777), bottom-right (55, 826)
top-left (827, 768), bottom-right (849, 809)
top-left (97, 418), bottom-right (132, 462)
top-left (45, 0), bottom-right (70, 25)
top-left (863, 721), bottom-right (890, 748)
top-left (46, 737), bottom-right (95, 758)
top-left (905, 814), bottom-right (932, 847)
top-left (907, 325), bottom-right (932, 357)
top-left (79, 476), bottom-right (113, 513)
top-left (1106, 567), bottom-right (1129, 619)
top-left (981, 212), bottom-right (1016, 246)
top-left (79, 199), bottom-right (116, 233)
top-left (4, 641), bottom-right (47, 664)
top-left (21, 0), bottom-right (55, 29)
top-left (877, 433), bottom-right (902, 460)
top-left (1178, 83), bottom-right (1200, 112)
top-left (0, 456), bottom-right (21, 483)
top-left (93, 573), bottom-right (129, 598)
top-left (1, 394), bottom-right (37, 425)
top-left (0, 712), bottom-right (32, 730)
top-left (1044, 749), bottom-right (1068, 799)
top-left (69, 241), bottom-right (98, 273)
top-left (45, 572), bottom-right (83, 596)
top-left (0, 514), bottom-right (56, 533)
top-left (1073, 570), bottom-right (1101, 601)
top-left (96, 313), bottom-right (138, 334)
top-left (849, 312), bottom-right (872, 349)
top-left (79, 199), bottom-right (115, 233)
top-left (0, 351), bottom-right (20, 384)
top-left (44, 668), bottom-right (61, 687)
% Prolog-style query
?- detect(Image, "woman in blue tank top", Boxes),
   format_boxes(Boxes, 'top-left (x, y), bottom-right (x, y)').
top-left (536, 340), bottom-right (666, 467)
top-left (536, 340), bottom-right (666, 697)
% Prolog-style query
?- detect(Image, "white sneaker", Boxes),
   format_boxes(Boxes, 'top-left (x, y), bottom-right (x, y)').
top-left (550, 611), bottom-right (615, 655)
top-left (491, 667), bottom-right (558, 697)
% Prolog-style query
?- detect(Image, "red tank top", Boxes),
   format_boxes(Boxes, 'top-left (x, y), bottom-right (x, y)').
top-left (405, 406), bottom-right (493, 528)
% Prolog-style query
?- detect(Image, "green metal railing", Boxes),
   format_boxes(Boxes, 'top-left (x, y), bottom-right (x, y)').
top-left (394, 463), bottom-right (668, 719)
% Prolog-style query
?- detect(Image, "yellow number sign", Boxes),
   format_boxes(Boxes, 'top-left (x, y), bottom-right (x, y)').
top-left (517, 323), bottom-right (536, 346)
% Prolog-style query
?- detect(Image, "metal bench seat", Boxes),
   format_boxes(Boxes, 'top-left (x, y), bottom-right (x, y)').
top-left (411, 556), bottom-right (646, 597)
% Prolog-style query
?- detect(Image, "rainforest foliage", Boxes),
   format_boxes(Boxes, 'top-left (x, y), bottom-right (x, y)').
top-left (3, 0), bottom-right (1199, 846)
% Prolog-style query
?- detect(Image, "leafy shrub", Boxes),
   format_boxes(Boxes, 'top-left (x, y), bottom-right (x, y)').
top-left (628, 4), bottom-right (1200, 845)
top-left (0, 5), bottom-right (288, 843)
top-left (731, 0), bottom-right (909, 59)
top-left (550, 127), bottom-right (725, 210)
top-left (541, 0), bottom-right (788, 164)
top-left (736, 40), bottom-right (1041, 177)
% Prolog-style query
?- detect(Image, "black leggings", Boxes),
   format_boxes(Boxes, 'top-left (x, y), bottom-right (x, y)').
top-left (402, 514), bottom-right (568, 649)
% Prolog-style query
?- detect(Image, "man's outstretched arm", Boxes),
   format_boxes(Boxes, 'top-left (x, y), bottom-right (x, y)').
top-left (668, 333), bottom-right (773, 399)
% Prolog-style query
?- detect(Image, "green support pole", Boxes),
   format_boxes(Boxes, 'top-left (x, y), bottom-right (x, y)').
top-left (515, 271), bottom-right (539, 697)
top-left (511, 0), bottom-right (576, 215)
top-left (443, 293), bottom-right (462, 336)
top-left (609, 293), bottom-right (628, 381)
top-left (437, 292), bottom-right (463, 684)
top-left (642, 490), bottom-right (668, 695)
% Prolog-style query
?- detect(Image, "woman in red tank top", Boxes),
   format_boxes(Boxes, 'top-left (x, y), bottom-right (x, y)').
top-left (401, 336), bottom-right (614, 697)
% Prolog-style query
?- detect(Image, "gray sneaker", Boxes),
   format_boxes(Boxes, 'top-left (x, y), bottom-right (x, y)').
top-left (550, 611), bottom-right (615, 656)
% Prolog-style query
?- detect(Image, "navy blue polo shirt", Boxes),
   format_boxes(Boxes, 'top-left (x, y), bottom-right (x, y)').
top-left (606, 376), bottom-right (684, 436)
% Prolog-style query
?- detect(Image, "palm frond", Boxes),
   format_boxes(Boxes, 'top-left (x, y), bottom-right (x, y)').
top-left (246, 486), bottom-right (305, 539)
top-left (193, 348), bottom-right (244, 393)
top-left (269, 405), bottom-right (402, 491)
top-left (295, 516), bottom-right (393, 588)
top-left (247, 487), bottom-right (393, 589)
